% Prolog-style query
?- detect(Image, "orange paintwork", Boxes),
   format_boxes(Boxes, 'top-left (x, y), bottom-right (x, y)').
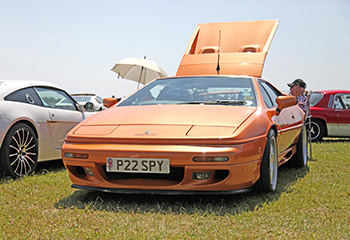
top-left (276, 96), bottom-right (297, 115)
top-left (177, 20), bottom-right (279, 77)
top-left (103, 97), bottom-right (119, 108)
top-left (62, 76), bottom-right (304, 194)
top-left (62, 20), bottom-right (305, 194)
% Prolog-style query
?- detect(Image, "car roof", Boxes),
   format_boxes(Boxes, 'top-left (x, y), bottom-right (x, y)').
top-left (313, 90), bottom-right (350, 95)
top-left (71, 93), bottom-right (96, 96)
top-left (158, 75), bottom-right (255, 80)
top-left (0, 79), bottom-right (61, 99)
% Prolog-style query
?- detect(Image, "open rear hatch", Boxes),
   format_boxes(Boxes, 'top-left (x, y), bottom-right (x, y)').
top-left (176, 20), bottom-right (279, 78)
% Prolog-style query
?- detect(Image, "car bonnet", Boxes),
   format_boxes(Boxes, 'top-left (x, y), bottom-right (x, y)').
top-left (71, 105), bottom-right (257, 138)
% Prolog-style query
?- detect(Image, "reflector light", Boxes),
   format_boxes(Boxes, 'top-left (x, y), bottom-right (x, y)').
top-left (64, 152), bottom-right (89, 159)
top-left (193, 156), bottom-right (228, 162)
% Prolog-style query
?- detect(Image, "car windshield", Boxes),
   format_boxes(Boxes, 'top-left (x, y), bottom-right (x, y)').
top-left (118, 76), bottom-right (257, 107)
top-left (73, 96), bottom-right (92, 102)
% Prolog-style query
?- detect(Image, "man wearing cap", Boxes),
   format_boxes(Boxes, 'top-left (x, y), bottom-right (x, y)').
top-left (288, 78), bottom-right (308, 112)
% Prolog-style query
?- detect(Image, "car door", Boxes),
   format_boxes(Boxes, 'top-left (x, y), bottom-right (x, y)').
top-left (258, 80), bottom-right (304, 155)
top-left (333, 93), bottom-right (350, 134)
top-left (34, 87), bottom-right (89, 159)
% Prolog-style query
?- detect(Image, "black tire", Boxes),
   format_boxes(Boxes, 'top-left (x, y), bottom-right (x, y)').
top-left (289, 125), bottom-right (308, 168)
top-left (254, 130), bottom-right (278, 193)
top-left (0, 123), bottom-right (38, 178)
top-left (310, 119), bottom-right (326, 142)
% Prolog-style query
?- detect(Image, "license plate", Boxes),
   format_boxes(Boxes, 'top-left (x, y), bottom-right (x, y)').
top-left (106, 157), bottom-right (170, 174)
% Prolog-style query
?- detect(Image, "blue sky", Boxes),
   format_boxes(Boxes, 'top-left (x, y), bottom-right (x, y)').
top-left (1, 0), bottom-right (349, 98)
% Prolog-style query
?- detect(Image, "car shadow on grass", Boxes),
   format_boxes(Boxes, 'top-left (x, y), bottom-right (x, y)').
top-left (0, 159), bottom-right (66, 182)
top-left (55, 165), bottom-right (309, 216)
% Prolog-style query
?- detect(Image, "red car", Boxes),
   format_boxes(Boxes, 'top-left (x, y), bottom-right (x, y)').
top-left (310, 90), bottom-right (350, 141)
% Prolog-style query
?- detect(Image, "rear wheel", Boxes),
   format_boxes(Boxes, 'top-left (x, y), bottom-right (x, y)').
top-left (310, 119), bottom-right (325, 142)
top-left (289, 125), bottom-right (308, 168)
top-left (254, 130), bottom-right (278, 193)
top-left (0, 123), bottom-right (38, 178)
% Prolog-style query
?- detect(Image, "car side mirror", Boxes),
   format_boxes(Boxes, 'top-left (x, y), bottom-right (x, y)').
top-left (275, 96), bottom-right (297, 115)
top-left (103, 97), bottom-right (120, 108)
top-left (84, 102), bottom-right (95, 112)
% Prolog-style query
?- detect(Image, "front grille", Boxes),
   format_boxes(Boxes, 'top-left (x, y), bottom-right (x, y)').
top-left (104, 167), bottom-right (184, 182)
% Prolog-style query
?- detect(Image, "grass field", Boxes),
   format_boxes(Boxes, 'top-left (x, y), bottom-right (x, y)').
top-left (0, 140), bottom-right (349, 239)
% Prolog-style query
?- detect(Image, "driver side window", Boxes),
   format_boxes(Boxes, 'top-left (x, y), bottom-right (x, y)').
top-left (258, 80), bottom-right (280, 108)
top-left (34, 87), bottom-right (77, 111)
top-left (334, 94), bottom-right (350, 109)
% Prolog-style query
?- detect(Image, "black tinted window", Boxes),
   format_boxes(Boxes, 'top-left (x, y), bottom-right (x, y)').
top-left (4, 87), bottom-right (44, 106)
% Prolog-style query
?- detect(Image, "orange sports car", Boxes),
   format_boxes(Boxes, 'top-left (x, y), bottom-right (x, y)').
top-left (62, 20), bottom-right (307, 195)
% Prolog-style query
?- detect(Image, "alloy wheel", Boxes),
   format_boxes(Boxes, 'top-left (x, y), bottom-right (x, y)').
top-left (8, 126), bottom-right (37, 177)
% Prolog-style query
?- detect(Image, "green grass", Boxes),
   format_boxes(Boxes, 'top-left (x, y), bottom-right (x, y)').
top-left (0, 140), bottom-right (349, 239)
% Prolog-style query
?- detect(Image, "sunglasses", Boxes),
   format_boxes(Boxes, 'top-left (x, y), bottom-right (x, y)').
top-left (290, 85), bottom-right (300, 90)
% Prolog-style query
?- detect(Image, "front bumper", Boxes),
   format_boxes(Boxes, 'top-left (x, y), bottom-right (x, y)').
top-left (62, 139), bottom-right (265, 193)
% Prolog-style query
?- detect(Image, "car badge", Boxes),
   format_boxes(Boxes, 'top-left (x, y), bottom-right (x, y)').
top-left (134, 130), bottom-right (157, 137)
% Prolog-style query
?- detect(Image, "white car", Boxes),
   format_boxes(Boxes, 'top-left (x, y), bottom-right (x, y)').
top-left (72, 93), bottom-right (105, 111)
top-left (0, 80), bottom-right (94, 178)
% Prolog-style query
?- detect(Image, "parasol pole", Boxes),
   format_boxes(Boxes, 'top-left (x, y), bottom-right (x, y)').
top-left (137, 66), bottom-right (144, 89)
top-left (137, 56), bottom-right (147, 89)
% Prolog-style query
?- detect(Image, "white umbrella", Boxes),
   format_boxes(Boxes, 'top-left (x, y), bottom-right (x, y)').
top-left (111, 57), bottom-right (168, 87)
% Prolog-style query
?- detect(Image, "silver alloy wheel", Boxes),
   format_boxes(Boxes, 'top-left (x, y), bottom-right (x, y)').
top-left (302, 125), bottom-right (308, 165)
top-left (269, 136), bottom-right (278, 191)
top-left (8, 127), bottom-right (37, 177)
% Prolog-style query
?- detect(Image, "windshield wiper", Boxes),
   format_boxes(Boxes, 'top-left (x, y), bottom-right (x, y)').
top-left (178, 100), bottom-right (246, 105)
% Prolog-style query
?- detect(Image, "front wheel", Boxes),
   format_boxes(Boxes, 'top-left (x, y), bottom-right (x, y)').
top-left (0, 123), bottom-right (38, 178)
top-left (254, 130), bottom-right (278, 193)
